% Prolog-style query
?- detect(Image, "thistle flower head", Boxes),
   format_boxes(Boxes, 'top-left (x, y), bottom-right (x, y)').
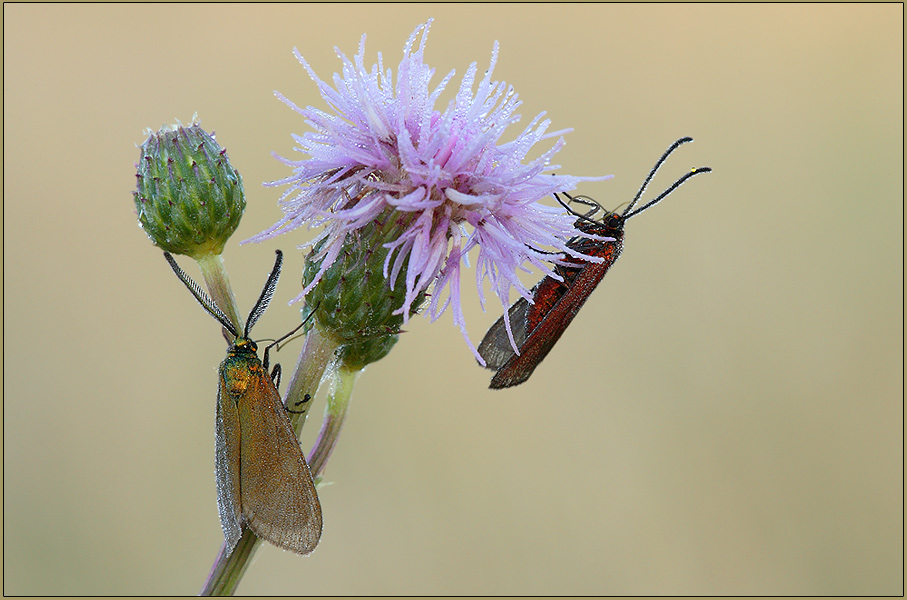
top-left (134, 119), bottom-right (245, 258)
top-left (248, 20), bottom-right (610, 358)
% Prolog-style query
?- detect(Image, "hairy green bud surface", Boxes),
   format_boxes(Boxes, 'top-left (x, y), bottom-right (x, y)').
top-left (303, 213), bottom-right (427, 370)
top-left (134, 122), bottom-right (245, 258)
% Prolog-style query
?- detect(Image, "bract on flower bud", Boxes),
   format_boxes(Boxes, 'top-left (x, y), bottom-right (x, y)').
top-left (303, 213), bottom-right (427, 370)
top-left (134, 122), bottom-right (245, 258)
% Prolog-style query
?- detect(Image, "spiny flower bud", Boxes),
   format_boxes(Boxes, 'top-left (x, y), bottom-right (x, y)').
top-left (134, 121), bottom-right (245, 258)
top-left (303, 212), bottom-right (427, 370)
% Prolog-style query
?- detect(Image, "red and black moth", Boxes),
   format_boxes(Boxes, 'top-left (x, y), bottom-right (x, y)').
top-left (478, 137), bottom-right (712, 389)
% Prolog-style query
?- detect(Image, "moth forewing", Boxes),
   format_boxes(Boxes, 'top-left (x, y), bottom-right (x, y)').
top-left (477, 297), bottom-right (531, 370)
top-left (214, 373), bottom-right (243, 552)
top-left (487, 241), bottom-right (622, 389)
top-left (233, 346), bottom-right (322, 555)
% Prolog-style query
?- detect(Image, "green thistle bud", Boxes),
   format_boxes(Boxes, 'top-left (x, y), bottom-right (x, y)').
top-left (303, 213), bottom-right (427, 370)
top-left (133, 121), bottom-right (245, 258)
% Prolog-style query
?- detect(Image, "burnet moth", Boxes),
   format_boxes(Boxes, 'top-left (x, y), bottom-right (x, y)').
top-left (164, 250), bottom-right (322, 555)
top-left (478, 137), bottom-right (712, 389)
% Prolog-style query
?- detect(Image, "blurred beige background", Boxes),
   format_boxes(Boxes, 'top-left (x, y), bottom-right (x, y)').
top-left (3, 3), bottom-right (902, 595)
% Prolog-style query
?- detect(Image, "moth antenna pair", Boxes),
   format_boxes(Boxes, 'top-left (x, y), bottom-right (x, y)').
top-left (554, 136), bottom-right (712, 225)
top-left (163, 250), bottom-right (283, 341)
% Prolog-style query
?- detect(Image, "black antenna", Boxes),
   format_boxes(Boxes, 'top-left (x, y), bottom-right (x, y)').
top-left (553, 137), bottom-right (711, 228)
top-left (623, 136), bottom-right (693, 217)
top-left (244, 250), bottom-right (283, 339)
top-left (164, 252), bottom-right (239, 338)
top-left (624, 166), bottom-right (712, 220)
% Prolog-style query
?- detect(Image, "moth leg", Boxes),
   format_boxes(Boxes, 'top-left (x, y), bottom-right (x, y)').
top-left (270, 363), bottom-right (281, 389)
top-left (285, 393), bottom-right (312, 415)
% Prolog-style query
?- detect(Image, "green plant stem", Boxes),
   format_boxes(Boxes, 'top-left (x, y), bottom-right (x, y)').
top-left (285, 322), bottom-right (342, 432)
top-left (308, 364), bottom-right (358, 476)
top-left (199, 528), bottom-right (261, 596)
top-left (195, 252), bottom-right (243, 335)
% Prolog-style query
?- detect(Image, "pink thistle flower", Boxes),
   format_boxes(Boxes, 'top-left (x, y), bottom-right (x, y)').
top-left (247, 19), bottom-right (611, 359)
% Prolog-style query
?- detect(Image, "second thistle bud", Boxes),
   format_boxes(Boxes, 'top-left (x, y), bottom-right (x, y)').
top-left (133, 121), bottom-right (245, 258)
top-left (303, 213), bottom-right (427, 370)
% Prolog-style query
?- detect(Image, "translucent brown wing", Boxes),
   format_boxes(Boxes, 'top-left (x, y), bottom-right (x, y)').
top-left (237, 365), bottom-right (323, 555)
top-left (477, 297), bottom-right (531, 371)
top-left (215, 382), bottom-right (243, 552)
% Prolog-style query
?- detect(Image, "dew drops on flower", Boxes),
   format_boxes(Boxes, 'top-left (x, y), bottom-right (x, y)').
top-left (246, 18), bottom-right (612, 360)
